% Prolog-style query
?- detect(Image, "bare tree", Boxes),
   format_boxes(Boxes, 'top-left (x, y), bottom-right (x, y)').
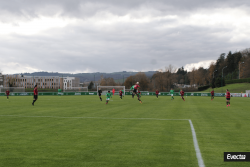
top-left (99, 75), bottom-right (117, 86)
top-left (240, 48), bottom-right (250, 78)
top-left (124, 76), bottom-right (136, 89)
top-left (5, 75), bottom-right (16, 87)
top-left (135, 72), bottom-right (150, 91)
top-left (152, 71), bottom-right (165, 91)
top-left (188, 67), bottom-right (196, 87)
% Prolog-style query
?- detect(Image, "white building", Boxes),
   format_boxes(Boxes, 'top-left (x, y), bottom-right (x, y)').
top-left (0, 73), bottom-right (3, 87)
top-left (62, 77), bottom-right (80, 90)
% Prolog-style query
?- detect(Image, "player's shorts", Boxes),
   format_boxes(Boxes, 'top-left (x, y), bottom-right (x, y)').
top-left (106, 98), bottom-right (110, 101)
top-left (226, 98), bottom-right (230, 100)
top-left (133, 89), bottom-right (137, 93)
top-left (34, 95), bottom-right (38, 100)
top-left (211, 94), bottom-right (214, 96)
top-left (99, 94), bottom-right (101, 96)
top-left (171, 94), bottom-right (173, 96)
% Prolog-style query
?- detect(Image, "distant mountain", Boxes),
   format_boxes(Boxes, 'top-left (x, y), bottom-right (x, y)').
top-left (20, 71), bottom-right (157, 83)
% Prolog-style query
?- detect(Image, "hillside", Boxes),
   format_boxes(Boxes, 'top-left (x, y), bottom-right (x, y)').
top-left (200, 83), bottom-right (250, 93)
top-left (19, 71), bottom-right (156, 83)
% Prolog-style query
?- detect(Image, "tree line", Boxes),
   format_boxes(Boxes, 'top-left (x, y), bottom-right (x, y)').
top-left (89, 48), bottom-right (250, 91)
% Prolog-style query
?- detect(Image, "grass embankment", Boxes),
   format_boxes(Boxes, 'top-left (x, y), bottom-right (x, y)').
top-left (200, 83), bottom-right (250, 93)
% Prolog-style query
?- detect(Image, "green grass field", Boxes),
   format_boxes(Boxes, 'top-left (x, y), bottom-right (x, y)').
top-left (0, 95), bottom-right (250, 167)
top-left (201, 83), bottom-right (250, 93)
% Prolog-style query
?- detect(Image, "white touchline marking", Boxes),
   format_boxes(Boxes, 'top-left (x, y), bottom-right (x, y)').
top-left (189, 119), bottom-right (205, 167)
top-left (0, 115), bottom-right (188, 121)
top-left (0, 115), bottom-right (204, 167)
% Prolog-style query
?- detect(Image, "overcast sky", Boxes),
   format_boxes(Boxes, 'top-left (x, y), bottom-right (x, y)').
top-left (0, 0), bottom-right (250, 74)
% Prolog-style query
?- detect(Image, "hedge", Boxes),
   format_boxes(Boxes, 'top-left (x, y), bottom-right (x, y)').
top-left (225, 78), bottom-right (250, 84)
top-left (198, 85), bottom-right (210, 91)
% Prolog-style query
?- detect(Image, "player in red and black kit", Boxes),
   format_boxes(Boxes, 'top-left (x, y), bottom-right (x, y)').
top-left (180, 89), bottom-right (185, 101)
top-left (137, 88), bottom-right (142, 104)
top-left (32, 85), bottom-right (38, 106)
top-left (5, 89), bottom-right (10, 100)
top-left (226, 89), bottom-right (231, 107)
top-left (119, 90), bottom-right (123, 99)
top-left (133, 82), bottom-right (140, 97)
top-left (155, 89), bottom-right (159, 98)
top-left (211, 89), bottom-right (214, 100)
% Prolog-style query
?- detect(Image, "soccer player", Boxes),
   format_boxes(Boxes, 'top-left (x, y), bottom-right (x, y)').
top-left (119, 89), bottom-right (123, 99)
top-left (137, 88), bottom-right (142, 104)
top-left (98, 88), bottom-right (102, 101)
top-left (180, 89), bottom-right (185, 101)
top-left (130, 85), bottom-right (135, 98)
top-left (106, 90), bottom-right (112, 104)
top-left (226, 89), bottom-right (231, 107)
top-left (170, 88), bottom-right (174, 100)
top-left (133, 82), bottom-right (140, 97)
top-left (211, 89), bottom-right (214, 100)
top-left (5, 89), bottom-right (10, 100)
top-left (122, 89), bottom-right (124, 97)
top-left (112, 88), bottom-right (115, 96)
top-left (155, 89), bottom-right (159, 98)
top-left (32, 85), bottom-right (38, 106)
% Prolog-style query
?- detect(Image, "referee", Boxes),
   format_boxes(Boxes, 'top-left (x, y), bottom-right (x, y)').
top-left (98, 88), bottom-right (102, 101)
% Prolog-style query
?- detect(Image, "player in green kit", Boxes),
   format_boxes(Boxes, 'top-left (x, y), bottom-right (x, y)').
top-left (130, 85), bottom-right (135, 98)
top-left (106, 90), bottom-right (112, 104)
top-left (170, 88), bottom-right (174, 100)
top-left (122, 89), bottom-right (124, 97)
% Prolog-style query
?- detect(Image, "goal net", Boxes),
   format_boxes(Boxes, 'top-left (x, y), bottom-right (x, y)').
top-left (97, 86), bottom-right (125, 96)
top-left (63, 87), bottom-right (88, 92)
top-left (0, 87), bottom-right (25, 93)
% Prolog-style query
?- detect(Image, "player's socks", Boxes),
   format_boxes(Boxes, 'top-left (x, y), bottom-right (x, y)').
top-left (32, 100), bottom-right (36, 106)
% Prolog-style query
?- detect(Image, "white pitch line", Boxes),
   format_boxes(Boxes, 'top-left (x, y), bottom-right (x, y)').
top-left (0, 114), bottom-right (204, 167)
top-left (0, 115), bottom-right (188, 121)
top-left (189, 119), bottom-right (205, 167)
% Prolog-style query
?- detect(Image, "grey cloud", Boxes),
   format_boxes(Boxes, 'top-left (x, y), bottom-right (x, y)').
top-left (1, 0), bottom-right (250, 73)
top-left (1, 0), bottom-right (250, 20)
top-left (1, 18), bottom-right (247, 73)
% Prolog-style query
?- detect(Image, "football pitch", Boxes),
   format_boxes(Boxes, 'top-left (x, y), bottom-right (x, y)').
top-left (0, 95), bottom-right (250, 167)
